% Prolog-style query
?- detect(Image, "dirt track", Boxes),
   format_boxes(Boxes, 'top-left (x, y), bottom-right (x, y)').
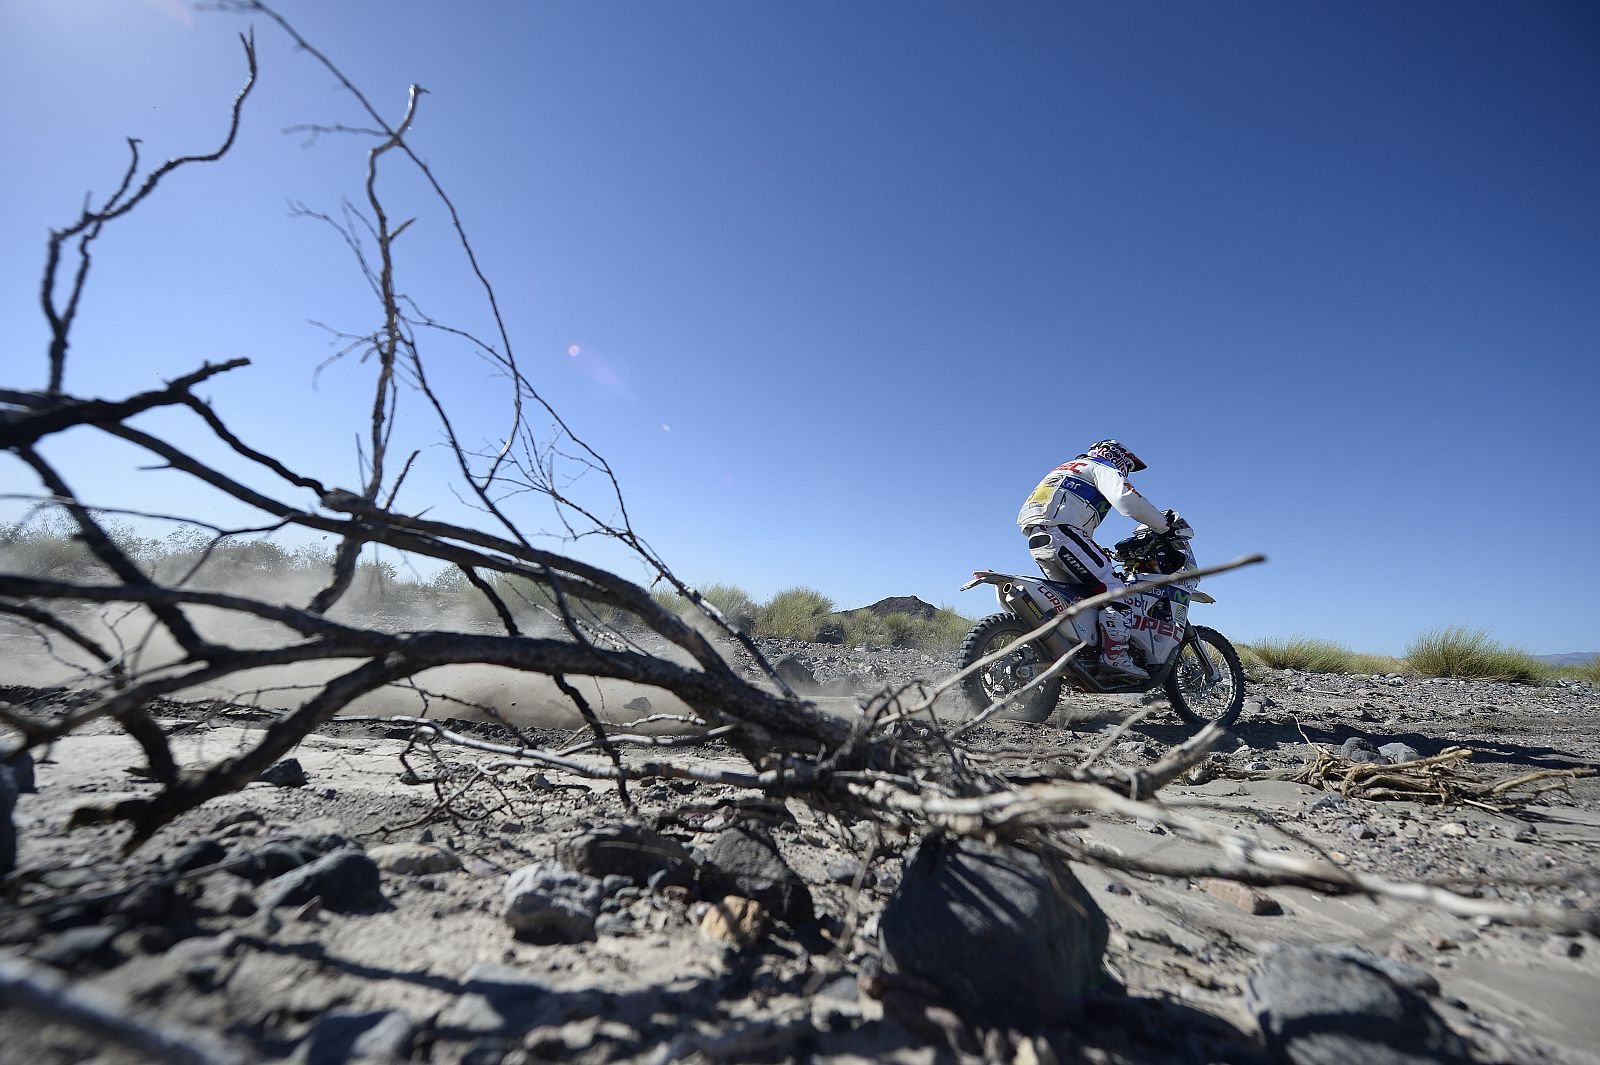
top-left (1, 656), bottom-right (1597, 1064)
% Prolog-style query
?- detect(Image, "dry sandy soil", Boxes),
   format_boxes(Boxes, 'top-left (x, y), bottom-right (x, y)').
top-left (1, 645), bottom-right (1597, 1064)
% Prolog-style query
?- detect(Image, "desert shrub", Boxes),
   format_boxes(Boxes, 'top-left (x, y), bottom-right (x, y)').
top-left (1235, 643), bottom-right (1268, 676)
top-left (1348, 652), bottom-right (1408, 674)
top-left (1404, 626), bottom-right (1549, 684)
top-left (1245, 637), bottom-right (1406, 676)
top-left (343, 558), bottom-right (404, 611)
top-left (922, 607), bottom-right (976, 652)
top-left (426, 567), bottom-right (473, 599)
top-left (879, 612), bottom-right (921, 648)
top-left (0, 515), bottom-right (160, 583)
top-left (1553, 655), bottom-right (1600, 684)
top-left (829, 606), bottom-right (972, 651)
top-left (647, 583), bottom-right (758, 632)
top-left (895, 608), bottom-right (974, 653)
top-left (835, 609), bottom-right (884, 647)
top-left (754, 587), bottom-right (835, 641)
top-left (155, 537), bottom-right (301, 586)
top-left (1246, 636), bottom-right (1366, 674)
top-left (699, 583), bottom-right (759, 631)
top-left (650, 587), bottom-right (691, 615)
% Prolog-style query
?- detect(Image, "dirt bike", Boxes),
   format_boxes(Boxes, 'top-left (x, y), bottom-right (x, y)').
top-left (957, 525), bottom-right (1246, 727)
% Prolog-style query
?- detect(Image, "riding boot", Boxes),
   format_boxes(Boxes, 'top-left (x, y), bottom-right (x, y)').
top-left (1098, 607), bottom-right (1148, 681)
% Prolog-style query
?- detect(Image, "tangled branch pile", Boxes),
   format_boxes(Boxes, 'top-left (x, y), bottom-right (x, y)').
top-left (1291, 745), bottom-right (1594, 813)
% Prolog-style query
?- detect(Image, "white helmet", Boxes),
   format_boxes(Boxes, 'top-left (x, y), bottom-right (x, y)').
top-left (1086, 439), bottom-right (1147, 475)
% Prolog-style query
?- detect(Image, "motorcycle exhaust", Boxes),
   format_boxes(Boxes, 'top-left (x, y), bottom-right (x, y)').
top-left (998, 580), bottom-right (1091, 659)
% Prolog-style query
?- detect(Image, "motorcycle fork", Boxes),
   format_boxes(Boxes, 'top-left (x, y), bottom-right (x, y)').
top-left (1181, 626), bottom-right (1221, 684)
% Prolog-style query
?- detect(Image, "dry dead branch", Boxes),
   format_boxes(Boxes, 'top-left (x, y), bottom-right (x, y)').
top-left (0, 953), bottom-right (246, 1065)
top-left (1291, 745), bottom-right (1594, 812)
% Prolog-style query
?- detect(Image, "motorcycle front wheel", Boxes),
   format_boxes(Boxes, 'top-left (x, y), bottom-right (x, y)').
top-left (1164, 625), bottom-right (1246, 728)
top-left (957, 613), bottom-right (1064, 724)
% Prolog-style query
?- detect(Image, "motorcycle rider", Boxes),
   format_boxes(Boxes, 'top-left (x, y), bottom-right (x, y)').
top-left (1016, 440), bottom-right (1189, 681)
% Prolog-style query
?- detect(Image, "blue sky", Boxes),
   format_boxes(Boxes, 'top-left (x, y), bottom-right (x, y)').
top-left (2, 1), bottom-right (1597, 654)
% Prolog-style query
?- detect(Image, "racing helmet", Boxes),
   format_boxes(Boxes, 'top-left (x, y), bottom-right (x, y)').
top-left (1086, 439), bottom-right (1147, 475)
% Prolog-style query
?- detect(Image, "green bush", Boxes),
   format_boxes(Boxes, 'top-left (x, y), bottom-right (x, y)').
top-left (1404, 626), bottom-right (1549, 684)
top-left (754, 587), bottom-right (835, 641)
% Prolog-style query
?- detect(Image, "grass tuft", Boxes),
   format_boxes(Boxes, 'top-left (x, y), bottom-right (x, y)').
top-left (1246, 636), bottom-right (1370, 674)
top-left (1552, 655), bottom-right (1600, 684)
top-left (753, 587), bottom-right (835, 641)
top-left (1404, 626), bottom-right (1549, 683)
top-left (1349, 652), bottom-right (1409, 675)
top-left (698, 583), bottom-right (759, 631)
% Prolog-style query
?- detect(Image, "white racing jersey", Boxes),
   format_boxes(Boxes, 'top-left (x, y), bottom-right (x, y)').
top-left (1017, 457), bottom-right (1169, 536)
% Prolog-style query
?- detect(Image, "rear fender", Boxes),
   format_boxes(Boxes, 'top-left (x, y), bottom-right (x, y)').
top-left (960, 569), bottom-right (1015, 592)
top-left (962, 569), bottom-right (1023, 614)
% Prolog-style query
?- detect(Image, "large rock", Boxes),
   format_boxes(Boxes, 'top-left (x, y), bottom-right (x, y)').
top-left (1339, 737), bottom-right (1386, 765)
top-left (229, 839), bottom-right (321, 883)
top-left (4, 749), bottom-right (35, 793)
top-left (32, 925), bottom-right (123, 973)
top-left (260, 848), bottom-right (382, 915)
top-left (699, 895), bottom-right (767, 947)
top-left (1244, 944), bottom-right (1471, 1065)
top-left (257, 757), bottom-right (309, 788)
top-left (503, 861), bottom-right (605, 941)
top-left (368, 842), bottom-right (462, 875)
top-left (0, 762), bottom-right (16, 878)
top-left (228, 833), bottom-right (356, 883)
top-left (292, 1009), bottom-right (414, 1065)
top-left (877, 835), bottom-right (1108, 1028)
top-left (171, 838), bottom-right (228, 873)
top-left (700, 820), bottom-right (813, 925)
top-left (555, 825), bottom-right (693, 886)
top-left (773, 656), bottom-right (818, 692)
top-left (1379, 742), bottom-right (1422, 765)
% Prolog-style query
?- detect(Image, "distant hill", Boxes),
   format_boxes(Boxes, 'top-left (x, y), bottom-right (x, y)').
top-left (842, 595), bottom-right (939, 620)
top-left (1537, 651), bottom-right (1599, 667)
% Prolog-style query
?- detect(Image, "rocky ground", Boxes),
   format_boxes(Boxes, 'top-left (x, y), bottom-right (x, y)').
top-left (1, 639), bottom-right (1598, 1064)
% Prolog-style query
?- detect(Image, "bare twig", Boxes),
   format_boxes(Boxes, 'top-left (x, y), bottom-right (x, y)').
top-left (0, 953), bottom-right (247, 1065)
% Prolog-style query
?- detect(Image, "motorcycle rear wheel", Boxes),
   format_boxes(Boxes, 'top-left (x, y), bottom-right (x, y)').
top-left (957, 613), bottom-right (1064, 724)
top-left (1164, 625), bottom-right (1246, 728)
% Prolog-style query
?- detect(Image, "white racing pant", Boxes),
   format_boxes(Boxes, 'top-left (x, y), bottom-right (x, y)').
top-left (1024, 523), bottom-right (1141, 671)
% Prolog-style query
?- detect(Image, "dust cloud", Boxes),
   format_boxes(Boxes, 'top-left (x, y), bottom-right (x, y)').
top-left (0, 541), bottom-right (714, 732)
